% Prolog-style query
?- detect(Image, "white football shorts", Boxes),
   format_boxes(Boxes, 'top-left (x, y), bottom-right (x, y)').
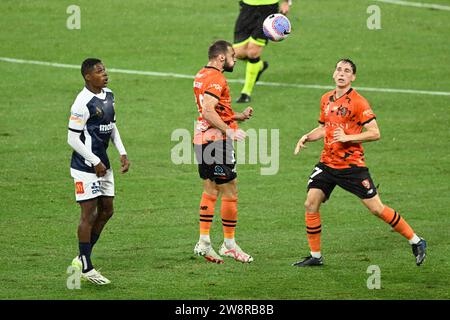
top-left (70, 168), bottom-right (115, 202)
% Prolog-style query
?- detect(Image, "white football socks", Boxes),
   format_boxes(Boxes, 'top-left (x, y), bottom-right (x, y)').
top-left (408, 234), bottom-right (421, 245)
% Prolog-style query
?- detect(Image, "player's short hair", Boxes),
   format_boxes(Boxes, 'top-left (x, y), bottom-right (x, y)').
top-left (81, 58), bottom-right (102, 78)
top-left (208, 40), bottom-right (232, 60)
top-left (336, 58), bottom-right (357, 74)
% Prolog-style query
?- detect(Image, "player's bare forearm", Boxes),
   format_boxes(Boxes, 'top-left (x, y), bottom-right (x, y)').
top-left (337, 130), bottom-right (380, 143)
top-left (203, 107), bottom-right (229, 133)
top-left (305, 125), bottom-right (326, 142)
top-left (202, 94), bottom-right (230, 133)
top-left (334, 121), bottom-right (380, 143)
top-left (294, 125), bottom-right (325, 155)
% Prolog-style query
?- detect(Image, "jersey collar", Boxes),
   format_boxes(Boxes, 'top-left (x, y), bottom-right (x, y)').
top-left (204, 66), bottom-right (222, 73)
top-left (331, 87), bottom-right (353, 102)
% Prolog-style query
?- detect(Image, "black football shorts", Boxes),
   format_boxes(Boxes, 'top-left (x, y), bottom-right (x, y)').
top-left (194, 139), bottom-right (237, 185)
top-left (307, 162), bottom-right (378, 201)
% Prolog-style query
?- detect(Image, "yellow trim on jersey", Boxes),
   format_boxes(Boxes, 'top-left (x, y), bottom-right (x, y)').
top-left (243, 0), bottom-right (279, 5)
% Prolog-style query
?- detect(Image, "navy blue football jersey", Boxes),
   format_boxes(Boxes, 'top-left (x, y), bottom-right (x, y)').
top-left (68, 87), bottom-right (116, 173)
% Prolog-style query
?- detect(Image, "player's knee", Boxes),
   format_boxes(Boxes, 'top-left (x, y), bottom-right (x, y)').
top-left (233, 45), bottom-right (248, 59)
top-left (246, 45), bottom-right (263, 60)
top-left (246, 50), bottom-right (261, 60)
top-left (304, 199), bottom-right (319, 213)
top-left (101, 209), bottom-right (114, 221)
top-left (304, 199), bottom-right (314, 212)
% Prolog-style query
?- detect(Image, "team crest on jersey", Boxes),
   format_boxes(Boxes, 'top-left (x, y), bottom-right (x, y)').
top-left (361, 179), bottom-right (371, 189)
top-left (336, 105), bottom-right (350, 117)
top-left (95, 106), bottom-right (104, 118)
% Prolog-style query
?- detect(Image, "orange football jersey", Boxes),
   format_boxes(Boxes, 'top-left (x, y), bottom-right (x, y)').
top-left (319, 88), bottom-right (376, 169)
top-left (193, 66), bottom-right (237, 144)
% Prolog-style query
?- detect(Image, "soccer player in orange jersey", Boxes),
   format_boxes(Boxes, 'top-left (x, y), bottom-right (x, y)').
top-left (292, 59), bottom-right (427, 267)
top-left (192, 40), bottom-right (254, 264)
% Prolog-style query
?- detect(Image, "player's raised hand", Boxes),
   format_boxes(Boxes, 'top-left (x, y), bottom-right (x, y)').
top-left (227, 128), bottom-right (247, 142)
top-left (95, 162), bottom-right (107, 177)
top-left (294, 135), bottom-right (308, 155)
top-left (120, 155), bottom-right (130, 173)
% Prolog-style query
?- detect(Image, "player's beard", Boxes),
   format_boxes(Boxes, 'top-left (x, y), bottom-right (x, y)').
top-left (223, 60), bottom-right (234, 72)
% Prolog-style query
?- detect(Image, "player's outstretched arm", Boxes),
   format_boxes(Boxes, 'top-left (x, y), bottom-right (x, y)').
top-left (294, 125), bottom-right (325, 155)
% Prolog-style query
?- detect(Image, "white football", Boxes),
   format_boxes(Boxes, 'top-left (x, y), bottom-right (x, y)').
top-left (263, 13), bottom-right (291, 42)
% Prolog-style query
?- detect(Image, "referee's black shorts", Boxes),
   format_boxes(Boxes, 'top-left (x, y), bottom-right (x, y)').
top-left (234, 1), bottom-right (279, 46)
top-left (307, 162), bottom-right (378, 201)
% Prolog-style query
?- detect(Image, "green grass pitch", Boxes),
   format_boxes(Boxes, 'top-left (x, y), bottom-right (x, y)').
top-left (0, 0), bottom-right (449, 299)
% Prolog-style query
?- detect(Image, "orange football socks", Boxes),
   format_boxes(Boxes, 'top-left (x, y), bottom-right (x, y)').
top-left (199, 193), bottom-right (217, 237)
top-left (379, 206), bottom-right (414, 240)
top-left (221, 197), bottom-right (238, 241)
top-left (305, 212), bottom-right (321, 256)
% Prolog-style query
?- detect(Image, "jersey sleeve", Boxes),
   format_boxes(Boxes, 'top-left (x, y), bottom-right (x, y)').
top-left (204, 75), bottom-right (225, 100)
top-left (68, 100), bottom-right (90, 132)
top-left (358, 97), bottom-right (376, 126)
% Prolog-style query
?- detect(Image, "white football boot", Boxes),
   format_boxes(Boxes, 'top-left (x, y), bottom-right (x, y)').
top-left (219, 243), bottom-right (253, 263)
top-left (72, 256), bottom-right (111, 285)
top-left (81, 268), bottom-right (111, 285)
top-left (194, 241), bottom-right (224, 264)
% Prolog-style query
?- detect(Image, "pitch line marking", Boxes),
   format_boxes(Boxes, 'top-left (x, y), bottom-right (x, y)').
top-left (374, 0), bottom-right (450, 11)
top-left (1, 56), bottom-right (449, 96)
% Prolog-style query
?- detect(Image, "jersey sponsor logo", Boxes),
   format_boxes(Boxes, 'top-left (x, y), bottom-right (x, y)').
top-left (209, 83), bottom-right (222, 91)
top-left (70, 112), bottom-right (84, 124)
top-left (91, 182), bottom-right (101, 194)
top-left (99, 122), bottom-right (114, 133)
top-left (75, 181), bottom-right (84, 194)
top-left (214, 165), bottom-right (226, 176)
top-left (361, 179), bottom-right (371, 189)
top-left (69, 115), bottom-right (83, 124)
top-left (71, 111), bottom-right (84, 118)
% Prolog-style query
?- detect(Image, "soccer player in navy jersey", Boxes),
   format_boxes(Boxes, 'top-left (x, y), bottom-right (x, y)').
top-left (67, 58), bottom-right (130, 285)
